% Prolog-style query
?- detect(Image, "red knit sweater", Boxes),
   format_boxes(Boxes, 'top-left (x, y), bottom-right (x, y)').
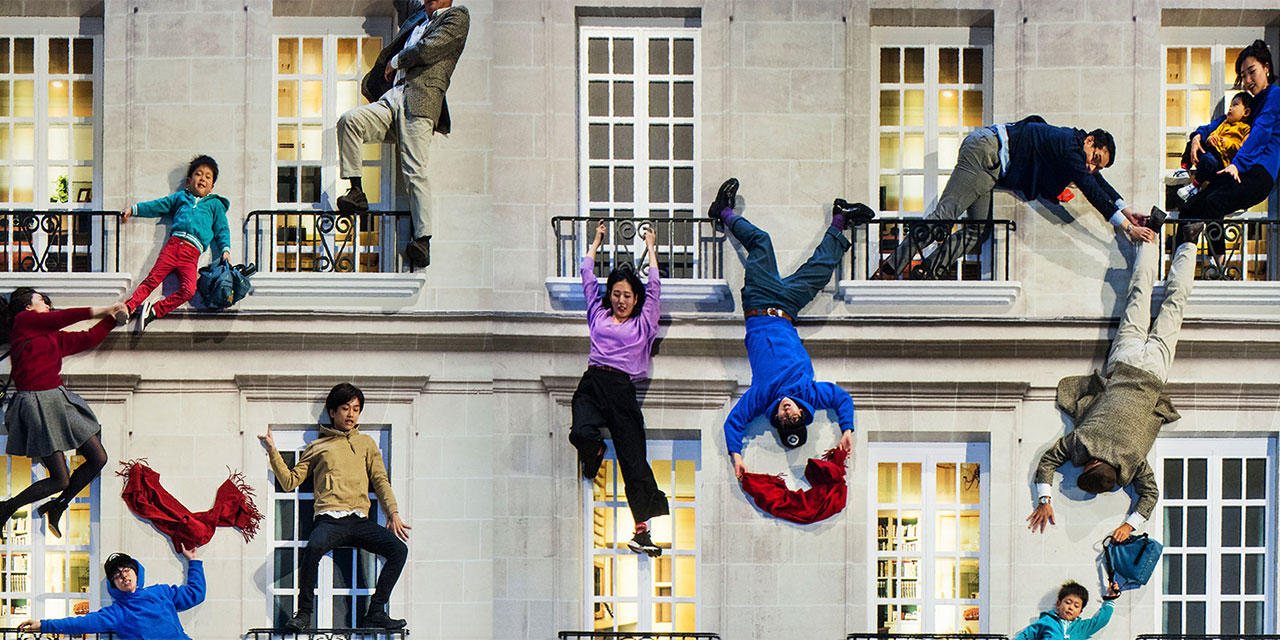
top-left (9, 308), bottom-right (114, 391)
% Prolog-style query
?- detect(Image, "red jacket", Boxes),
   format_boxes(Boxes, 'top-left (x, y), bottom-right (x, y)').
top-left (9, 308), bottom-right (114, 391)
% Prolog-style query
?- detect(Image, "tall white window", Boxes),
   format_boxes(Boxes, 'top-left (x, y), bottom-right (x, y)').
top-left (0, 30), bottom-right (105, 272)
top-left (1155, 438), bottom-right (1276, 634)
top-left (578, 26), bottom-right (700, 278)
top-left (269, 426), bottom-right (392, 629)
top-left (870, 442), bottom-right (989, 634)
top-left (0, 442), bottom-right (100, 626)
top-left (584, 439), bottom-right (698, 633)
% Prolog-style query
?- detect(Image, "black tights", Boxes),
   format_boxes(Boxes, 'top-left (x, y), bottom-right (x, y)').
top-left (0, 435), bottom-right (108, 524)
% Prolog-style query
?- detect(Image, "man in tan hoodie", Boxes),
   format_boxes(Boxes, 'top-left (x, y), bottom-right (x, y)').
top-left (259, 383), bottom-right (411, 631)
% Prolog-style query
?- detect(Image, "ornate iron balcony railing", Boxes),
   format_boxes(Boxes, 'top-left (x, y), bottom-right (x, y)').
top-left (551, 216), bottom-right (725, 281)
top-left (558, 632), bottom-right (721, 639)
top-left (1157, 217), bottom-right (1280, 281)
top-left (1136, 635), bottom-right (1280, 640)
top-left (849, 217), bottom-right (1016, 281)
top-left (0, 210), bottom-right (121, 272)
top-left (0, 629), bottom-right (116, 639)
top-left (245, 628), bottom-right (409, 640)
top-left (243, 210), bottom-right (413, 274)
top-left (848, 634), bottom-right (1008, 640)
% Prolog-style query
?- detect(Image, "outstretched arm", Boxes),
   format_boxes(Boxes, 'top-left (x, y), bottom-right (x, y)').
top-left (36, 605), bottom-right (121, 635)
top-left (259, 427), bottom-right (312, 492)
top-left (1028, 437), bottom-right (1070, 532)
top-left (171, 550), bottom-right (206, 612)
top-left (57, 303), bottom-right (127, 357)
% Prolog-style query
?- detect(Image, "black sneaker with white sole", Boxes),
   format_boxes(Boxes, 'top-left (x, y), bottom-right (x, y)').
top-left (134, 301), bottom-right (157, 335)
top-left (627, 530), bottom-right (662, 557)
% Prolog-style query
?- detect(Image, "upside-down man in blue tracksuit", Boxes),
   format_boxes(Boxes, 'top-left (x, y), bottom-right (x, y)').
top-left (709, 178), bottom-right (874, 479)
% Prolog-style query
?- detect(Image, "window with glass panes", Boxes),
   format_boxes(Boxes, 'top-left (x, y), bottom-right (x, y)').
top-left (0, 34), bottom-right (104, 272)
top-left (579, 26), bottom-right (700, 279)
top-left (269, 427), bottom-right (391, 629)
top-left (1155, 438), bottom-right (1276, 635)
top-left (0, 440), bottom-right (99, 627)
top-left (585, 439), bottom-right (698, 633)
top-left (871, 442), bottom-right (988, 634)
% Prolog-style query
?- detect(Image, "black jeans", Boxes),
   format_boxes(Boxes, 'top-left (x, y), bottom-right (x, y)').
top-left (569, 367), bottom-right (670, 524)
top-left (297, 514), bottom-right (408, 614)
top-left (1181, 164), bottom-right (1276, 255)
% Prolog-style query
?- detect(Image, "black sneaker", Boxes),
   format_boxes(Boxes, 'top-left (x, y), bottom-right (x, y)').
top-left (283, 610), bottom-right (312, 632)
top-left (336, 187), bottom-right (369, 213)
top-left (363, 608), bottom-right (408, 630)
top-left (834, 199), bottom-right (876, 227)
top-left (403, 236), bottom-right (430, 268)
top-left (627, 530), bottom-right (662, 557)
top-left (707, 177), bottom-right (739, 222)
top-left (1147, 206), bottom-right (1168, 233)
top-left (133, 301), bottom-right (157, 335)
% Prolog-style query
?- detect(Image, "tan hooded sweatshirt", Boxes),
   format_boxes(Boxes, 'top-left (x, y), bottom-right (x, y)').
top-left (268, 425), bottom-right (398, 517)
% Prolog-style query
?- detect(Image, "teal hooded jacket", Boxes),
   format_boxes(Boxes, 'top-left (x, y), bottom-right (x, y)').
top-left (1014, 600), bottom-right (1113, 640)
top-left (134, 190), bottom-right (231, 256)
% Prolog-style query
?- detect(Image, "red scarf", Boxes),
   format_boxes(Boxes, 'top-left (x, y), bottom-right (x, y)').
top-left (738, 447), bottom-right (848, 524)
top-left (118, 460), bottom-right (263, 552)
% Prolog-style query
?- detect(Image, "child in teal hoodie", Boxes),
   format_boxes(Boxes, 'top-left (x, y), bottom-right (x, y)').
top-left (124, 154), bottom-right (231, 333)
top-left (1015, 581), bottom-right (1120, 640)
top-left (20, 545), bottom-right (205, 640)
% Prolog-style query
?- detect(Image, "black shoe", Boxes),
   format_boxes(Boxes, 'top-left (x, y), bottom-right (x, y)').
top-left (833, 199), bottom-right (876, 227)
top-left (363, 608), bottom-right (408, 630)
top-left (336, 187), bottom-right (369, 213)
top-left (403, 236), bottom-right (430, 268)
top-left (627, 530), bottom-right (662, 557)
top-left (37, 499), bottom-right (66, 539)
top-left (133, 301), bottom-right (157, 335)
top-left (283, 610), bottom-right (312, 632)
top-left (579, 443), bottom-right (605, 480)
top-left (1176, 221), bottom-right (1204, 247)
top-left (707, 178), bottom-right (739, 222)
top-left (1147, 206), bottom-right (1168, 233)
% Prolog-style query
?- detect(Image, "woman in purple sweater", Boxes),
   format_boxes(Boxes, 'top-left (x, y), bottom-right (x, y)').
top-left (569, 220), bottom-right (668, 557)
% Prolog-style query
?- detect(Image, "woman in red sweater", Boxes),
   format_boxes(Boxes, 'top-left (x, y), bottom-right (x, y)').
top-left (0, 288), bottom-right (126, 537)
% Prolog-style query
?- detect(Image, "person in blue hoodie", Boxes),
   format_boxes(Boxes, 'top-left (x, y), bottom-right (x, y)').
top-left (1014, 581), bottom-right (1120, 640)
top-left (122, 154), bottom-right (231, 333)
top-left (19, 545), bottom-right (205, 639)
top-left (708, 178), bottom-right (873, 479)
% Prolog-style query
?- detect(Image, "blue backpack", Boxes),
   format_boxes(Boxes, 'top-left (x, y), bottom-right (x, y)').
top-left (197, 260), bottom-right (255, 310)
top-left (1102, 533), bottom-right (1163, 590)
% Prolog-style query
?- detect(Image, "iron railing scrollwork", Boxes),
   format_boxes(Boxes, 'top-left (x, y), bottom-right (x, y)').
top-left (243, 210), bottom-right (413, 274)
top-left (1135, 636), bottom-right (1280, 640)
top-left (848, 634), bottom-right (1008, 640)
top-left (1157, 217), bottom-right (1280, 282)
top-left (558, 632), bottom-right (721, 639)
top-left (850, 218), bottom-right (1016, 281)
top-left (0, 210), bottom-right (121, 273)
top-left (550, 216), bottom-right (725, 281)
top-left (244, 628), bottom-right (409, 640)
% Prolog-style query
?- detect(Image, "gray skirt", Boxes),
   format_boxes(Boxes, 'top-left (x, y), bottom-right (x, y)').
top-left (3, 386), bottom-right (102, 458)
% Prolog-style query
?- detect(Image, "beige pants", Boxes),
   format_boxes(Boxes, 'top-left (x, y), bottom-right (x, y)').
top-left (337, 86), bottom-right (435, 238)
top-left (1105, 241), bottom-right (1197, 383)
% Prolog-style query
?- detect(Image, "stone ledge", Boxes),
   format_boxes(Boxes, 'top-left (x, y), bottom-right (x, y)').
top-left (0, 272), bottom-right (133, 301)
top-left (836, 280), bottom-right (1022, 309)
top-left (246, 272), bottom-right (426, 299)
top-left (545, 277), bottom-right (733, 312)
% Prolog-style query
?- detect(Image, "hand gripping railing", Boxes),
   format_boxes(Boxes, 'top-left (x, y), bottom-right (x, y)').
top-left (850, 217), bottom-right (1016, 281)
top-left (847, 634), bottom-right (1008, 640)
top-left (244, 628), bottom-right (409, 640)
top-left (243, 210), bottom-right (413, 273)
top-left (1156, 217), bottom-right (1280, 281)
top-left (550, 216), bottom-right (725, 280)
top-left (0, 629), bottom-right (116, 639)
top-left (0, 209), bottom-right (121, 272)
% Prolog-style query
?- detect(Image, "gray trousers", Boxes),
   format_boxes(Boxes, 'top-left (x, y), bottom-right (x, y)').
top-left (337, 86), bottom-right (435, 238)
top-left (884, 126), bottom-right (1001, 275)
top-left (1105, 241), bottom-right (1197, 384)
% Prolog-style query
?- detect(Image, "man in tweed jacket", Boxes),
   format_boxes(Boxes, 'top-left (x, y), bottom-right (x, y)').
top-left (335, 0), bottom-right (470, 268)
top-left (1028, 224), bottom-right (1202, 542)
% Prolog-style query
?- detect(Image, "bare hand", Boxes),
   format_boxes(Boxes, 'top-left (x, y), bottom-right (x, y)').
top-left (180, 544), bottom-right (198, 561)
top-left (222, 251), bottom-right (232, 264)
top-left (592, 220), bottom-right (607, 247)
top-left (1122, 210), bottom-right (1148, 227)
top-left (110, 301), bottom-right (128, 318)
top-left (1111, 522), bottom-right (1134, 542)
top-left (642, 226), bottom-right (656, 249)
top-left (1026, 502), bottom-right (1056, 533)
top-left (838, 430), bottom-right (853, 452)
top-left (1218, 164), bottom-right (1241, 183)
top-left (387, 512), bottom-right (412, 542)
top-left (1189, 134), bottom-right (1204, 165)
top-left (257, 427), bottom-right (276, 452)
top-left (122, 205), bottom-right (133, 222)
top-left (383, 62), bottom-right (396, 82)
top-left (731, 453), bottom-right (747, 481)
top-left (1126, 225), bottom-right (1155, 244)
top-left (17, 620), bottom-right (39, 632)
top-left (1207, 133), bottom-right (1222, 148)
top-left (1107, 581), bottom-right (1121, 598)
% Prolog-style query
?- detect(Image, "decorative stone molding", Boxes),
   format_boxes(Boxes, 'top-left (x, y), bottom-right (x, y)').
top-left (545, 277), bottom-right (733, 312)
top-left (836, 280), bottom-right (1022, 309)
top-left (246, 273), bottom-right (426, 299)
top-left (0, 272), bottom-right (133, 300)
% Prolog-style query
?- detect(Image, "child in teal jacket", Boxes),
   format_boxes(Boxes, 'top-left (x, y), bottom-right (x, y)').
top-left (124, 155), bottom-right (231, 333)
top-left (1015, 581), bottom-right (1120, 640)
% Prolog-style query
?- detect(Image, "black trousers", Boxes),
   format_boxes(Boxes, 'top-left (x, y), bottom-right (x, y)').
top-left (1181, 163), bottom-right (1275, 255)
top-left (297, 514), bottom-right (408, 614)
top-left (569, 367), bottom-right (669, 525)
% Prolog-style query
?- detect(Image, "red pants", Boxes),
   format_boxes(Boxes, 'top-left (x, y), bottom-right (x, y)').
top-left (127, 237), bottom-right (201, 319)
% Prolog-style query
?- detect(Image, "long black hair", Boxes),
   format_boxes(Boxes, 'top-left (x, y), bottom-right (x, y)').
top-left (1235, 39), bottom-right (1277, 90)
top-left (0, 287), bottom-right (46, 345)
top-left (601, 262), bottom-right (646, 318)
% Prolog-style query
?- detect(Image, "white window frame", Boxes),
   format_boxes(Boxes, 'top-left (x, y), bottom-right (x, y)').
top-left (1153, 437), bottom-right (1277, 635)
top-left (0, 436), bottom-right (101, 626)
top-left (267, 425), bottom-right (392, 629)
top-left (867, 441), bottom-right (990, 634)
top-left (581, 438), bottom-right (700, 633)
top-left (577, 25), bottom-right (701, 278)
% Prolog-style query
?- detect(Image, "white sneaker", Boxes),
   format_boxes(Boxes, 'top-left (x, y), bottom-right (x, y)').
top-left (1177, 183), bottom-right (1198, 202)
top-left (1166, 168), bottom-right (1191, 185)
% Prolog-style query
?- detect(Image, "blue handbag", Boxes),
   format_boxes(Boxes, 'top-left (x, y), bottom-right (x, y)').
top-left (1102, 533), bottom-right (1163, 590)
top-left (197, 259), bottom-right (256, 310)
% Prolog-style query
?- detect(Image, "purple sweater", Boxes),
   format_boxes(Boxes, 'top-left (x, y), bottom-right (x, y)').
top-left (582, 256), bottom-right (661, 380)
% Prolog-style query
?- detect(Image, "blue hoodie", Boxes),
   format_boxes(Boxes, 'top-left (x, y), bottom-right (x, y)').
top-left (723, 315), bottom-right (855, 455)
top-left (1014, 600), bottom-right (1113, 640)
top-left (134, 190), bottom-right (232, 256)
top-left (41, 559), bottom-right (205, 640)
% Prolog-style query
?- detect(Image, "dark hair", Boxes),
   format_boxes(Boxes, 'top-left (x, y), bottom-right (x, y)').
top-left (325, 382), bottom-right (365, 414)
top-left (1231, 90), bottom-right (1255, 115)
top-left (0, 287), bottom-right (48, 345)
top-left (104, 553), bottom-right (139, 579)
top-left (771, 405), bottom-right (807, 430)
top-left (1058, 581), bottom-right (1089, 607)
top-left (601, 262), bottom-right (646, 318)
top-left (1086, 129), bottom-right (1117, 168)
top-left (1077, 460), bottom-right (1118, 494)
top-left (186, 154), bottom-right (219, 183)
top-left (1234, 39), bottom-right (1276, 90)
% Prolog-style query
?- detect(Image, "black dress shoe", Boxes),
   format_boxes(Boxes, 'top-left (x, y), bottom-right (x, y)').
top-left (707, 177), bottom-right (739, 221)
top-left (403, 236), bottom-right (430, 268)
top-left (283, 610), bottom-right (312, 631)
top-left (363, 609), bottom-right (408, 630)
top-left (1146, 206), bottom-right (1168, 232)
top-left (1176, 221), bottom-right (1204, 247)
top-left (336, 187), bottom-right (369, 213)
top-left (833, 199), bottom-right (876, 226)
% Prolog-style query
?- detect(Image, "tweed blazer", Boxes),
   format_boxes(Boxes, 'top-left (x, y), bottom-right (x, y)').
top-left (361, 1), bottom-right (470, 133)
top-left (1035, 362), bottom-right (1180, 518)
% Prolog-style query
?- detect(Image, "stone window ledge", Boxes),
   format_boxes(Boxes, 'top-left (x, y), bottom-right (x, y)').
top-left (836, 280), bottom-right (1022, 308)
top-left (248, 272), bottom-right (426, 299)
top-left (0, 273), bottom-right (133, 300)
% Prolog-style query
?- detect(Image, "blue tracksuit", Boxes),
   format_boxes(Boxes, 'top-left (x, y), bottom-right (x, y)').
top-left (722, 216), bottom-right (855, 455)
top-left (41, 559), bottom-right (205, 640)
top-left (1014, 601), bottom-right (1114, 640)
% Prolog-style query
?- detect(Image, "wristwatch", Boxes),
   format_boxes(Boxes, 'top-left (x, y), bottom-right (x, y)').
top-left (1038, 496), bottom-right (1051, 505)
